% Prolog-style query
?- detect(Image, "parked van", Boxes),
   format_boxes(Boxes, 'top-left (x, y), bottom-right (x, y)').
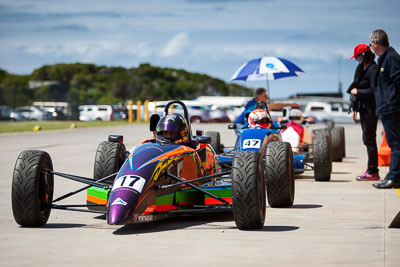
top-left (79, 105), bottom-right (113, 121)
top-left (304, 101), bottom-right (353, 123)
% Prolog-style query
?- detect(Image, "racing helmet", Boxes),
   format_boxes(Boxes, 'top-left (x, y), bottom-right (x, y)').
top-left (155, 114), bottom-right (189, 145)
top-left (248, 109), bottom-right (271, 128)
top-left (289, 108), bottom-right (304, 124)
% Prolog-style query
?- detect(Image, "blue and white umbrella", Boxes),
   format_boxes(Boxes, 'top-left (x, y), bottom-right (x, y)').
top-left (230, 56), bottom-right (304, 97)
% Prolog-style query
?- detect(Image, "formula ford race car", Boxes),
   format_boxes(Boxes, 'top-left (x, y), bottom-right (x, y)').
top-left (207, 101), bottom-right (295, 208)
top-left (279, 106), bottom-right (346, 181)
top-left (11, 100), bottom-right (293, 230)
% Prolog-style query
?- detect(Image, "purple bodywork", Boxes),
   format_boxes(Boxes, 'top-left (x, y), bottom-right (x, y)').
top-left (107, 142), bottom-right (198, 225)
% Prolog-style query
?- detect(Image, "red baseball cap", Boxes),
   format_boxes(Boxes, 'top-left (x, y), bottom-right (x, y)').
top-left (350, 43), bottom-right (371, 60)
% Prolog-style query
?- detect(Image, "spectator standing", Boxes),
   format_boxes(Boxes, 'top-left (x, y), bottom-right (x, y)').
top-left (347, 43), bottom-right (379, 181)
top-left (234, 87), bottom-right (268, 125)
top-left (369, 29), bottom-right (400, 189)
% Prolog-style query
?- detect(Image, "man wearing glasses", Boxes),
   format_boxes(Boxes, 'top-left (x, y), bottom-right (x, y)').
top-left (369, 29), bottom-right (400, 189)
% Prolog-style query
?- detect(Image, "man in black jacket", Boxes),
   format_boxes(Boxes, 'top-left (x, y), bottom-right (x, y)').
top-left (369, 29), bottom-right (400, 189)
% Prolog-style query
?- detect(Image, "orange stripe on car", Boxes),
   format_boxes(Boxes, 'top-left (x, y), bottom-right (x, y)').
top-left (87, 194), bottom-right (108, 205)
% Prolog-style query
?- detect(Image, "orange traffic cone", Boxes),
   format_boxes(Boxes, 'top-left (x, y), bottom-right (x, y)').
top-left (378, 130), bottom-right (391, 166)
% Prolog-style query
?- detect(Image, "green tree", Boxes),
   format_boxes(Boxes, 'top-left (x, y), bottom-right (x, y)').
top-left (0, 74), bottom-right (31, 108)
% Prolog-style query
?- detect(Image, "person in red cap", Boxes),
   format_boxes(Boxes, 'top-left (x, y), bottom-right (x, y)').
top-left (347, 43), bottom-right (379, 181)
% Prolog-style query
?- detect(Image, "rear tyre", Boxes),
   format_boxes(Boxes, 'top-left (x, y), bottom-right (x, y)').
top-left (313, 133), bottom-right (332, 181)
top-left (265, 141), bottom-right (295, 207)
top-left (325, 120), bottom-right (335, 130)
top-left (12, 150), bottom-right (54, 227)
top-left (336, 126), bottom-right (346, 158)
top-left (205, 131), bottom-right (222, 153)
top-left (232, 151), bottom-right (266, 230)
top-left (331, 127), bottom-right (345, 162)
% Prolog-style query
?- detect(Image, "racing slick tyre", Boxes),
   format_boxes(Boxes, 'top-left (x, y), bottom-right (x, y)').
top-left (265, 141), bottom-right (295, 208)
top-left (12, 150), bottom-right (54, 227)
top-left (91, 141), bottom-right (126, 211)
top-left (336, 126), bottom-right (346, 158)
top-left (331, 127), bottom-right (345, 162)
top-left (94, 141), bottom-right (126, 180)
top-left (325, 120), bottom-right (335, 131)
top-left (315, 129), bottom-right (333, 174)
top-left (232, 151), bottom-right (266, 230)
top-left (205, 131), bottom-right (222, 154)
top-left (313, 133), bottom-right (332, 181)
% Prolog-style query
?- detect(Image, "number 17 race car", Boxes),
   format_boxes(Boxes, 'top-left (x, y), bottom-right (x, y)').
top-left (11, 100), bottom-right (288, 230)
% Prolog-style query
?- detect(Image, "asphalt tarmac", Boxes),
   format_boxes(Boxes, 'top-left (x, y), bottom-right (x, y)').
top-left (0, 122), bottom-right (399, 266)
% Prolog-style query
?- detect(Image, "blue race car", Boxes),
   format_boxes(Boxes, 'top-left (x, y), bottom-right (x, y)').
top-left (207, 102), bottom-right (295, 208)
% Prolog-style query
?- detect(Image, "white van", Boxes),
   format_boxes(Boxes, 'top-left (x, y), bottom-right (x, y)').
top-left (79, 105), bottom-right (113, 121)
top-left (304, 101), bottom-right (353, 123)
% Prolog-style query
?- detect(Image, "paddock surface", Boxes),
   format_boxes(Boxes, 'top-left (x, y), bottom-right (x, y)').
top-left (0, 122), bottom-right (399, 266)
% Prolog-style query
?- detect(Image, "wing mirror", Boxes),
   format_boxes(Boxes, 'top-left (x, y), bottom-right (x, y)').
top-left (108, 135), bottom-right (124, 143)
top-left (196, 129), bottom-right (204, 136)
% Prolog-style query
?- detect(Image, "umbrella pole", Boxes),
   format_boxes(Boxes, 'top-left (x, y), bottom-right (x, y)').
top-left (266, 74), bottom-right (270, 100)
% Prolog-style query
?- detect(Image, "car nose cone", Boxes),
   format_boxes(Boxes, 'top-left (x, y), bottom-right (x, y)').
top-left (107, 190), bottom-right (139, 225)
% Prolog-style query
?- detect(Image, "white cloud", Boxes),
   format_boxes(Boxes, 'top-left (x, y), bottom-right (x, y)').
top-left (161, 32), bottom-right (190, 57)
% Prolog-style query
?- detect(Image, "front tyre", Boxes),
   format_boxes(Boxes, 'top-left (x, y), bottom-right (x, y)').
top-left (313, 133), bottom-right (332, 181)
top-left (265, 141), bottom-right (295, 207)
top-left (93, 141), bottom-right (126, 180)
top-left (232, 151), bottom-right (266, 230)
top-left (91, 141), bottom-right (126, 211)
top-left (12, 150), bottom-right (54, 227)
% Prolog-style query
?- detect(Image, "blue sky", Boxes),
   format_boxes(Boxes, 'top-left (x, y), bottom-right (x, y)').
top-left (1, 0), bottom-right (399, 98)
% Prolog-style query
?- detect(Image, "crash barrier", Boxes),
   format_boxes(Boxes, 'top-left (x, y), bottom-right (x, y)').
top-left (388, 189), bottom-right (400, 228)
top-left (127, 100), bottom-right (174, 123)
top-left (378, 130), bottom-right (391, 166)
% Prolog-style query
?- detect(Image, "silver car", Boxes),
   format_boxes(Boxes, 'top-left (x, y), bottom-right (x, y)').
top-left (15, 106), bottom-right (53, 121)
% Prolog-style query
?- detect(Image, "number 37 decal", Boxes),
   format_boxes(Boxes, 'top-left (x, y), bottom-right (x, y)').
top-left (242, 139), bottom-right (261, 149)
top-left (112, 175), bottom-right (146, 193)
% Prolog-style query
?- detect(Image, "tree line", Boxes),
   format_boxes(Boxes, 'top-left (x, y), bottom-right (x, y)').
top-left (0, 63), bottom-right (253, 108)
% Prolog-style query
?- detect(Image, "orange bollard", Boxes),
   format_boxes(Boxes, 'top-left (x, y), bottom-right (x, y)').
top-left (378, 130), bottom-right (391, 166)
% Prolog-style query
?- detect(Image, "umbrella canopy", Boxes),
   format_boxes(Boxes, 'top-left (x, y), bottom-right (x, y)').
top-left (230, 56), bottom-right (304, 81)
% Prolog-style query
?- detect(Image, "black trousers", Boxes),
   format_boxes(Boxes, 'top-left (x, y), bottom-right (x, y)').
top-left (359, 107), bottom-right (378, 173)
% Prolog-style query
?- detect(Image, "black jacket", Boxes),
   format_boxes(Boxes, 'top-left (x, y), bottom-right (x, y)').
top-left (375, 47), bottom-right (400, 115)
top-left (348, 61), bottom-right (378, 111)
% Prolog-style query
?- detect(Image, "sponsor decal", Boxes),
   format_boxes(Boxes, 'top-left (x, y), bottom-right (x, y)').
top-left (266, 63), bottom-right (275, 69)
top-left (138, 214), bottom-right (154, 222)
top-left (111, 197), bottom-right (127, 206)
